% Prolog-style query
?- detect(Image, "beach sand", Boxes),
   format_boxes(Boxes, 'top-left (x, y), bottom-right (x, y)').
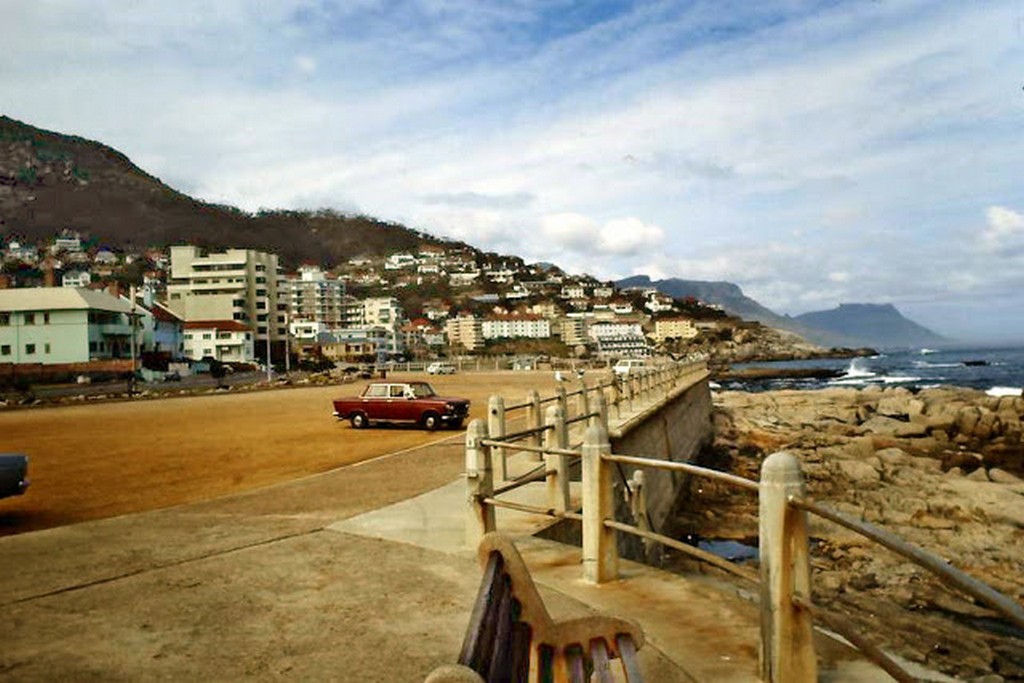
top-left (0, 370), bottom-right (566, 536)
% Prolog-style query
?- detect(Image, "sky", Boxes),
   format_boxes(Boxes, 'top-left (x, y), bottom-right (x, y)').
top-left (2, 1), bottom-right (1023, 343)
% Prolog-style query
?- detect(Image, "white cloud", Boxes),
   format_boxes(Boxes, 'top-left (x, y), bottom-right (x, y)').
top-left (981, 206), bottom-right (1024, 251)
top-left (541, 214), bottom-right (663, 256)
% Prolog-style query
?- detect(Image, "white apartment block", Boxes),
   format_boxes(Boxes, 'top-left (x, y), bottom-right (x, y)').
top-left (588, 321), bottom-right (644, 340)
top-left (285, 266), bottom-right (348, 326)
top-left (654, 317), bottom-right (699, 342)
top-left (481, 314), bottom-right (551, 340)
top-left (166, 246), bottom-right (286, 345)
top-left (362, 297), bottom-right (403, 327)
top-left (446, 315), bottom-right (484, 351)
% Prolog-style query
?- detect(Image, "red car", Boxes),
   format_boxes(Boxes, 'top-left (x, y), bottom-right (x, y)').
top-left (332, 381), bottom-right (471, 430)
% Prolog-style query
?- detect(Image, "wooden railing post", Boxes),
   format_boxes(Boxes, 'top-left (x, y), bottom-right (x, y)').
top-left (465, 419), bottom-right (495, 548)
top-left (759, 451), bottom-right (817, 683)
top-left (526, 389), bottom-right (543, 461)
top-left (594, 389), bottom-right (608, 433)
top-left (544, 404), bottom-right (570, 513)
top-left (578, 378), bottom-right (590, 422)
top-left (609, 379), bottom-right (622, 421)
top-left (556, 385), bottom-right (568, 424)
top-left (582, 423), bottom-right (617, 584)
top-left (488, 395), bottom-right (507, 481)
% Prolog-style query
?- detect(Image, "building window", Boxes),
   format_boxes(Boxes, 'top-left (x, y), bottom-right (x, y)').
top-left (44, 343), bottom-right (51, 354)
top-left (0, 313), bottom-right (9, 326)
top-left (1, 344), bottom-right (10, 355)
top-left (25, 343), bottom-right (36, 355)
top-left (89, 341), bottom-right (97, 352)
top-left (24, 313), bottom-right (35, 325)
top-left (202, 333), bottom-right (212, 340)
top-left (43, 312), bottom-right (50, 324)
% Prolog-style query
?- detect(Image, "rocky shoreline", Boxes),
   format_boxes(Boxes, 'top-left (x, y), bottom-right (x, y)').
top-left (671, 385), bottom-right (1024, 680)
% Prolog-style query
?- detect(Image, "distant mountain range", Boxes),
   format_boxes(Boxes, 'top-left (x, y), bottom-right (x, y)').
top-left (617, 275), bottom-right (946, 349)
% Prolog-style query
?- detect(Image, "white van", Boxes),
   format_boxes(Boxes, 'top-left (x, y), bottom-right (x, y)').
top-left (613, 359), bottom-right (647, 376)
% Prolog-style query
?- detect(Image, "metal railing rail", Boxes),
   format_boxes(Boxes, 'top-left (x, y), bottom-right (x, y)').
top-left (790, 496), bottom-right (1024, 629)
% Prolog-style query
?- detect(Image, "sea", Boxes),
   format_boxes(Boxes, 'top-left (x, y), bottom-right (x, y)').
top-left (720, 346), bottom-right (1024, 395)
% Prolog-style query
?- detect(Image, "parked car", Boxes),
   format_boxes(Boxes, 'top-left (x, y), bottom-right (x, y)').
top-left (0, 454), bottom-right (29, 499)
top-left (426, 362), bottom-right (457, 375)
top-left (613, 358), bottom-right (648, 376)
top-left (332, 381), bottom-right (470, 430)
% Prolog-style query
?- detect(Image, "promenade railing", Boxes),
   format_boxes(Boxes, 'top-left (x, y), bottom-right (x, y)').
top-left (464, 370), bottom-right (1024, 683)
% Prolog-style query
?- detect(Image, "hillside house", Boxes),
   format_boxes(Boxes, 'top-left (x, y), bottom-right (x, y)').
top-left (61, 270), bottom-right (92, 288)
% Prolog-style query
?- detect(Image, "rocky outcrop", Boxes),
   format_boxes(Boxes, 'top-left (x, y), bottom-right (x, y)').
top-left (676, 386), bottom-right (1024, 680)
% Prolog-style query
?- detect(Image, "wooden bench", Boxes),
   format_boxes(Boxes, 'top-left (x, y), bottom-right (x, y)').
top-left (427, 533), bottom-right (645, 683)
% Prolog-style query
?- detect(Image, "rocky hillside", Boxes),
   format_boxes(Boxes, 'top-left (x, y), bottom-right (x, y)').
top-left (0, 116), bottom-right (456, 267)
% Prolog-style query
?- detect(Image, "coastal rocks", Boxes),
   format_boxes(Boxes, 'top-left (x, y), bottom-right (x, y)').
top-left (697, 386), bottom-right (1024, 680)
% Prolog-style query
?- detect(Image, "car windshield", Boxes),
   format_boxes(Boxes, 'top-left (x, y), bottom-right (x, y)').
top-left (408, 382), bottom-right (437, 398)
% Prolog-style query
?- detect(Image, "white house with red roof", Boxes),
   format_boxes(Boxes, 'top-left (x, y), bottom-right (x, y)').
top-left (182, 320), bottom-right (254, 362)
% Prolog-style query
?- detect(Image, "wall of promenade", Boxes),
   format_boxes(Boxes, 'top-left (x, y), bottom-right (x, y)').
top-left (609, 373), bottom-right (714, 537)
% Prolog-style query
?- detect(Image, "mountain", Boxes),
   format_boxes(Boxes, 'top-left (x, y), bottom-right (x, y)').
top-left (794, 303), bottom-right (946, 349)
top-left (0, 115), bottom-right (457, 266)
top-left (616, 275), bottom-right (836, 342)
top-left (617, 275), bottom-right (943, 349)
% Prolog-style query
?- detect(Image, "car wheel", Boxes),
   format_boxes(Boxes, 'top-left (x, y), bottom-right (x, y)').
top-left (350, 412), bottom-right (369, 429)
top-left (421, 412), bottom-right (440, 431)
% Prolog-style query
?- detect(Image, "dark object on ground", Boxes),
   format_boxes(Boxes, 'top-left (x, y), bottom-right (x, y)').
top-left (427, 533), bottom-right (645, 683)
top-left (713, 367), bottom-right (845, 382)
top-left (0, 454), bottom-right (30, 499)
top-left (963, 360), bottom-right (990, 367)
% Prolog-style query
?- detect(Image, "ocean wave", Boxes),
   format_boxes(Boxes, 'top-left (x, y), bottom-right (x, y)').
top-left (986, 386), bottom-right (1022, 397)
top-left (919, 348), bottom-right (939, 355)
top-left (912, 361), bottom-right (962, 368)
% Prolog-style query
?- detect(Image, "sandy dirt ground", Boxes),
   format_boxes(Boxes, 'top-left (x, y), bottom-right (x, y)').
top-left (0, 370), bottom-right (566, 536)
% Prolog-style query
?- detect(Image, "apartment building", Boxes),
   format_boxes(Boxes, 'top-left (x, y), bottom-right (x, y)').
top-left (362, 297), bottom-right (404, 327)
top-left (166, 246), bottom-right (286, 350)
top-left (445, 315), bottom-right (484, 351)
top-left (653, 316), bottom-right (699, 342)
top-left (481, 314), bottom-right (551, 340)
top-left (284, 266), bottom-right (352, 326)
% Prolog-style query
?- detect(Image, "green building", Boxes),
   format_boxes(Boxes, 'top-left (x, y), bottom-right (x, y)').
top-left (0, 287), bottom-right (138, 365)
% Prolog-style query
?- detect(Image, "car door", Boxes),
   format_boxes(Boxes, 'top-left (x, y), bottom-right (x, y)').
top-left (387, 384), bottom-right (415, 422)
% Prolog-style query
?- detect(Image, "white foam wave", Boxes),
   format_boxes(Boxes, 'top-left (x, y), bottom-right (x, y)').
top-left (842, 359), bottom-right (875, 378)
top-left (912, 361), bottom-right (961, 368)
top-left (986, 386), bottom-right (1022, 397)
top-left (879, 375), bottom-right (923, 384)
top-left (919, 348), bottom-right (939, 355)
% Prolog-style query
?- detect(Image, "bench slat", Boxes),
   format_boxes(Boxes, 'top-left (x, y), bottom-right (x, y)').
top-left (617, 633), bottom-right (644, 683)
top-left (589, 638), bottom-right (614, 683)
top-left (485, 576), bottom-right (515, 682)
top-left (566, 645), bottom-right (586, 683)
top-left (509, 621), bottom-right (532, 683)
top-left (459, 552), bottom-right (504, 672)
